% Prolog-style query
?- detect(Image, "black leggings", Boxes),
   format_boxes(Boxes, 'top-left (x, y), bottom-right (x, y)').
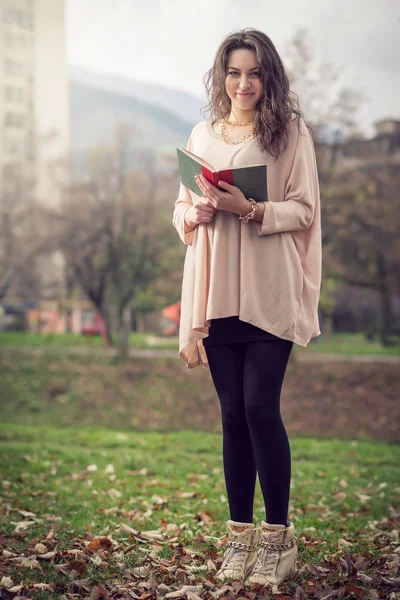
top-left (204, 339), bottom-right (293, 526)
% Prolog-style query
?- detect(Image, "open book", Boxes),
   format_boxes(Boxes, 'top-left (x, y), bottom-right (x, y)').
top-left (176, 147), bottom-right (268, 203)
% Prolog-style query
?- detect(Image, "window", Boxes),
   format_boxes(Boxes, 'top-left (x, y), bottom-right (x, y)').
top-left (3, 8), bottom-right (34, 31)
top-left (4, 112), bottom-right (25, 128)
top-left (4, 58), bottom-right (26, 77)
top-left (5, 59), bottom-right (16, 76)
top-left (4, 138), bottom-right (23, 156)
top-left (5, 86), bottom-right (25, 102)
top-left (3, 32), bottom-right (33, 49)
top-left (4, 33), bottom-right (14, 47)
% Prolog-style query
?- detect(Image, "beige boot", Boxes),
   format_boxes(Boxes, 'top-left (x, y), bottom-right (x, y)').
top-left (215, 519), bottom-right (260, 583)
top-left (245, 520), bottom-right (298, 588)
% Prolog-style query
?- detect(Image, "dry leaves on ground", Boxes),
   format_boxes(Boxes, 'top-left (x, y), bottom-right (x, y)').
top-left (1, 510), bottom-right (399, 599)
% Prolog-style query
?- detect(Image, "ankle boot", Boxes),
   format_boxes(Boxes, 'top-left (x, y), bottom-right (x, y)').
top-left (245, 520), bottom-right (298, 588)
top-left (215, 519), bottom-right (260, 583)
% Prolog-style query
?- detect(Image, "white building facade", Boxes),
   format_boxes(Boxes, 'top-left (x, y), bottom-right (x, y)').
top-left (0, 0), bottom-right (69, 299)
top-left (0, 0), bottom-right (69, 204)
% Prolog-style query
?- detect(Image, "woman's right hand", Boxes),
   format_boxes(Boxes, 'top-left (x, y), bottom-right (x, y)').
top-left (184, 201), bottom-right (217, 227)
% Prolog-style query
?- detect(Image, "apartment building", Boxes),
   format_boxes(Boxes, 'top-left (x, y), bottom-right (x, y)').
top-left (0, 0), bottom-right (69, 300)
top-left (0, 0), bottom-right (69, 204)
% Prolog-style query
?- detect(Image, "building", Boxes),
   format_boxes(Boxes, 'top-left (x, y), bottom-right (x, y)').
top-left (316, 118), bottom-right (400, 173)
top-left (0, 0), bottom-right (69, 299)
top-left (0, 0), bottom-right (69, 204)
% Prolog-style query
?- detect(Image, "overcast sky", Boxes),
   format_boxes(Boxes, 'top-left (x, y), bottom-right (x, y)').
top-left (66, 0), bottom-right (400, 137)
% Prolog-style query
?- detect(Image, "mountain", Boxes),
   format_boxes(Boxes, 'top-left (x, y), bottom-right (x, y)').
top-left (69, 80), bottom-right (197, 152)
top-left (68, 64), bottom-right (208, 164)
top-left (69, 64), bottom-right (204, 126)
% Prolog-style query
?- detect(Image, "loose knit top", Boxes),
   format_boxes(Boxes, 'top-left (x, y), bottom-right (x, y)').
top-left (172, 116), bottom-right (322, 369)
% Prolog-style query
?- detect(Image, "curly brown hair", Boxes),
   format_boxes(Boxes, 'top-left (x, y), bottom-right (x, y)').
top-left (201, 28), bottom-right (307, 161)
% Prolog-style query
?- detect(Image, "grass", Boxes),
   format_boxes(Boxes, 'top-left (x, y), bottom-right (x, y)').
top-left (0, 350), bottom-right (398, 441)
top-left (0, 349), bottom-right (399, 597)
top-left (1, 424), bottom-right (399, 598)
top-left (302, 332), bottom-right (400, 356)
top-left (1, 423), bottom-right (398, 539)
top-left (0, 330), bottom-right (399, 355)
top-left (0, 330), bottom-right (177, 350)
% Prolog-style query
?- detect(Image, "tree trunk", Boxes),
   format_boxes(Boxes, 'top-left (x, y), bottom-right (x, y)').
top-left (324, 314), bottom-right (334, 339)
top-left (379, 282), bottom-right (393, 346)
top-left (37, 300), bottom-right (43, 333)
top-left (89, 301), bottom-right (113, 346)
top-left (118, 305), bottom-right (131, 357)
top-left (131, 310), bottom-right (137, 332)
top-left (102, 309), bottom-right (114, 346)
top-left (376, 251), bottom-right (393, 346)
top-left (136, 311), bottom-right (145, 333)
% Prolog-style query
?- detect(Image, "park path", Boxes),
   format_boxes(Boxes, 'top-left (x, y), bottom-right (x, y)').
top-left (1, 345), bottom-right (399, 363)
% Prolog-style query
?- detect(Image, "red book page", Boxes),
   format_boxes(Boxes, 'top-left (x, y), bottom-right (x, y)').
top-left (201, 167), bottom-right (234, 189)
top-left (201, 166), bottom-right (215, 185)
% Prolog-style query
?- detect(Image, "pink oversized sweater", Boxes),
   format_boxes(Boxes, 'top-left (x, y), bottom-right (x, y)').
top-left (172, 116), bottom-right (322, 369)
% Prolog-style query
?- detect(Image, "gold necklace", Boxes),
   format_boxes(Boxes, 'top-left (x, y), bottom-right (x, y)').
top-left (221, 118), bottom-right (254, 145)
top-left (224, 116), bottom-right (253, 127)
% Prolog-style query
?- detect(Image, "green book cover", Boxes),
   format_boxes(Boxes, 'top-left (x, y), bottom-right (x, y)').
top-left (176, 148), bottom-right (268, 203)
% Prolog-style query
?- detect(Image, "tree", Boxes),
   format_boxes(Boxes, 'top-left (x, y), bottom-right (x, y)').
top-left (283, 28), bottom-right (400, 344)
top-left (285, 27), bottom-right (368, 141)
top-left (59, 124), bottom-right (171, 355)
top-left (321, 161), bottom-right (400, 344)
top-left (0, 162), bottom-right (59, 305)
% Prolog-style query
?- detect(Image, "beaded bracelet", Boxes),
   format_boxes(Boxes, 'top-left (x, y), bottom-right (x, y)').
top-left (238, 199), bottom-right (258, 223)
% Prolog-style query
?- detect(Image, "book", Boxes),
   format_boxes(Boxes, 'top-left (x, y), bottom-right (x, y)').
top-left (176, 147), bottom-right (268, 203)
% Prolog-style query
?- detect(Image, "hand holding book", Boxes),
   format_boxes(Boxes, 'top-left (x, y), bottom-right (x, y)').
top-left (195, 173), bottom-right (254, 218)
top-left (176, 147), bottom-right (268, 203)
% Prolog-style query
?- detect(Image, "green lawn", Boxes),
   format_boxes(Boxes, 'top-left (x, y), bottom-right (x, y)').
top-left (302, 332), bottom-right (400, 356)
top-left (0, 331), bottom-right (178, 349)
top-left (0, 424), bottom-right (399, 598)
top-left (0, 350), bottom-right (399, 598)
top-left (1, 330), bottom-right (399, 355)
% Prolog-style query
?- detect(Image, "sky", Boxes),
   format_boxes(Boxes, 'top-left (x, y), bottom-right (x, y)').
top-left (66, 0), bottom-right (400, 138)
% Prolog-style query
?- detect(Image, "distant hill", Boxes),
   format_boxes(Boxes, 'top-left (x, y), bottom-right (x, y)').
top-left (69, 65), bottom-right (204, 125)
top-left (69, 81), bottom-right (194, 150)
top-left (68, 65), bottom-right (206, 158)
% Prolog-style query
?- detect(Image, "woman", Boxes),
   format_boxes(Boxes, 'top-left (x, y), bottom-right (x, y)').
top-left (172, 28), bottom-right (321, 590)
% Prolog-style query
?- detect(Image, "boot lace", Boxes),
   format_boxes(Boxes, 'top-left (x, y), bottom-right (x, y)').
top-left (252, 545), bottom-right (279, 577)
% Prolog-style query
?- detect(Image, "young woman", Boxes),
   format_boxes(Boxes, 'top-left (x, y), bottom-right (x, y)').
top-left (172, 28), bottom-right (321, 590)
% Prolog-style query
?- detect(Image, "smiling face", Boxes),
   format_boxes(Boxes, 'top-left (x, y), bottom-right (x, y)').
top-left (225, 47), bottom-right (263, 121)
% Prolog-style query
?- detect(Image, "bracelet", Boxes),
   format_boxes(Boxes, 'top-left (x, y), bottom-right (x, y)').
top-left (238, 199), bottom-right (258, 223)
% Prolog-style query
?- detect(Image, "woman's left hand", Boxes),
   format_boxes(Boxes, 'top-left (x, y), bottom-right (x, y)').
top-left (195, 174), bottom-right (250, 216)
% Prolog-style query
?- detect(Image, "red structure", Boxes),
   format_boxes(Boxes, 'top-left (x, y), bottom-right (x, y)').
top-left (162, 301), bottom-right (181, 336)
